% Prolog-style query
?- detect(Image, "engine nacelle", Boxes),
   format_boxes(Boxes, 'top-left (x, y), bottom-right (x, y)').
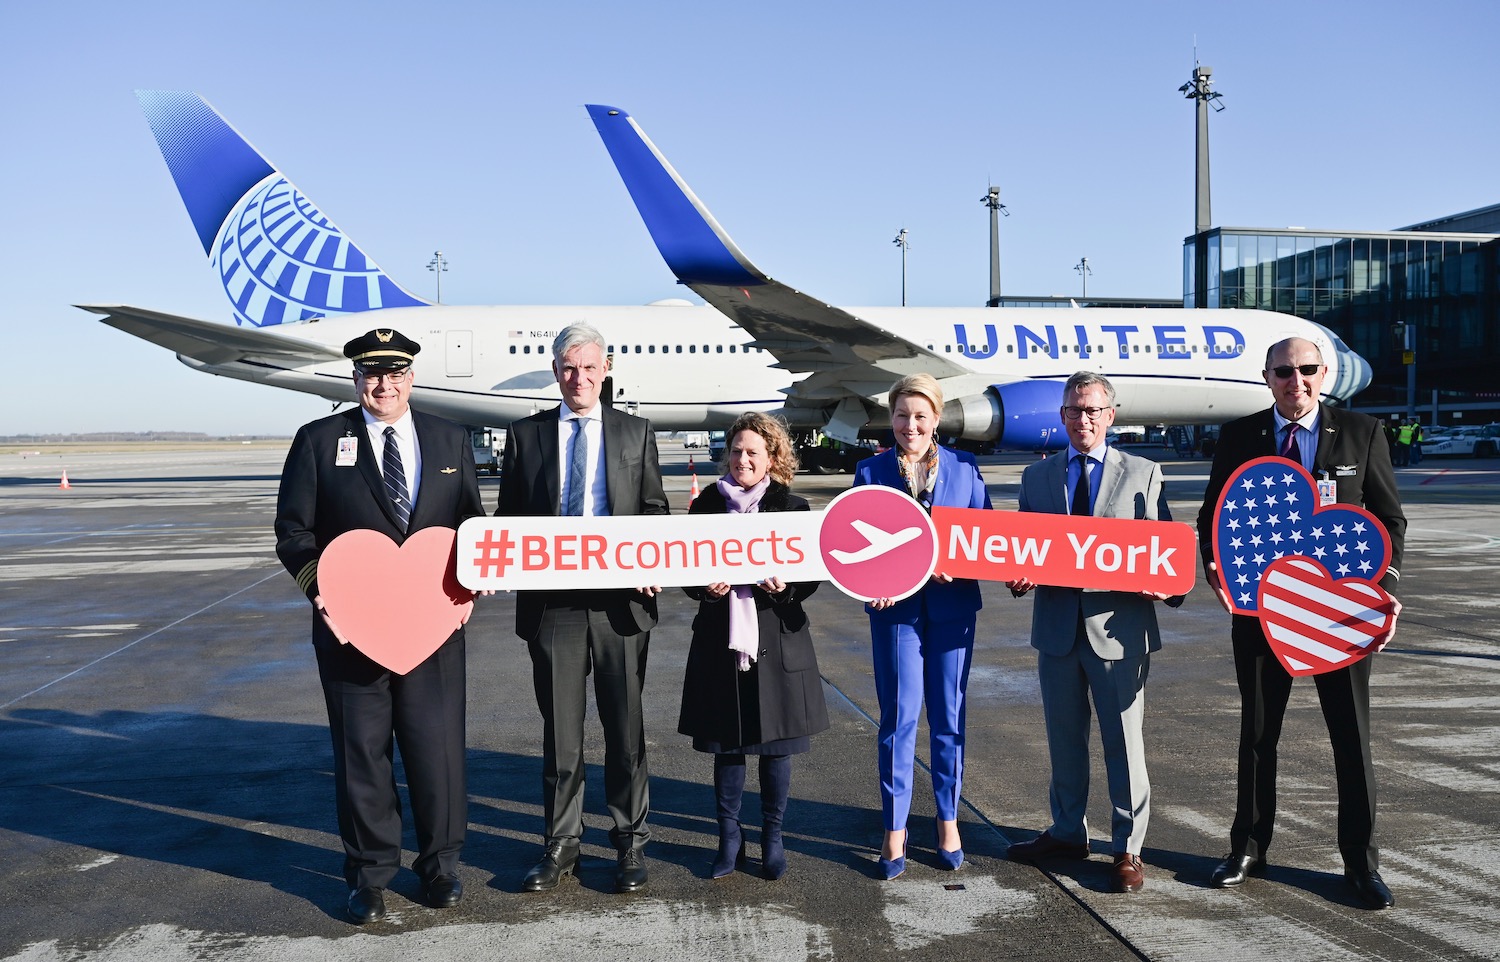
top-left (940, 380), bottom-right (1070, 451)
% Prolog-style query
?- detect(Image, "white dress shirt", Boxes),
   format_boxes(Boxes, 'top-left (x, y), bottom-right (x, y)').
top-left (363, 408), bottom-right (421, 506)
top-left (556, 407), bottom-right (610, 516)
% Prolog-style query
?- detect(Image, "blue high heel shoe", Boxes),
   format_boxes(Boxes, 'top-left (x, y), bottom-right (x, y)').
top-left (936, 820), bottom-right (964, 870)
top-left (878, 834), bottom-right (908, 880)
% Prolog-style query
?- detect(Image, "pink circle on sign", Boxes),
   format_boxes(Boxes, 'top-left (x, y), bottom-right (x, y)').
top-left (818, 486), bottom-right (937, 603)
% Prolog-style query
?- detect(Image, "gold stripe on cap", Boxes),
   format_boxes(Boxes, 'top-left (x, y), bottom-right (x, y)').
top-left (351, 349), bottom-right (413, 363)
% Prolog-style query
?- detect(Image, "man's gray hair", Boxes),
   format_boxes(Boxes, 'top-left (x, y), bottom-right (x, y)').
top-left (1064, 370), bottom-right (1117, 406)
top-left (552, 323), bottom-right (607, 363)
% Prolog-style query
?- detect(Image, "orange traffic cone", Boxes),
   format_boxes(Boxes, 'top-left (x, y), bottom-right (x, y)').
top-left (688, 459), bottom-right (700, 506)
top-left (59, 470), bottom-right (71, 490)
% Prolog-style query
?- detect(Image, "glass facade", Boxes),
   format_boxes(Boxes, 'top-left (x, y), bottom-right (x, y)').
top-left (1185, 227), bottom-right (1499, 408)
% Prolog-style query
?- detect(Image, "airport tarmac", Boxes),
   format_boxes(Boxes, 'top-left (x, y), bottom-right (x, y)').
top-left (1, 441), bottom-right (1497, 961)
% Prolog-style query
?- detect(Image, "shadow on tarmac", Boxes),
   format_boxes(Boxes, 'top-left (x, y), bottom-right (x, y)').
top-left (5, 705), bottom-right (1041, 920)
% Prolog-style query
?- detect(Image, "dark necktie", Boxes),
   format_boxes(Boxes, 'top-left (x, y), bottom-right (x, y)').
top-left (382, 426), bottom-right (411, 532)
top-left (1071, 454), bottom-right (1091, 516)
top-left (565, 418), bottom-right (588, 516)
top-left (1281, 424), bottom-right (1302, 466)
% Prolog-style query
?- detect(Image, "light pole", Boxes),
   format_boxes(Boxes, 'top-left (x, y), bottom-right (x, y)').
top-left (1074, 257), bottom-right (1092, 299)
top-left (892, 228), bottom-right (910, 306)
top-left (1179, 62), bottom-right (1225, 236)
top-left (426, 250), bottom-right (448, 303)
top-left (982, 186), bottom-right (1009, 307)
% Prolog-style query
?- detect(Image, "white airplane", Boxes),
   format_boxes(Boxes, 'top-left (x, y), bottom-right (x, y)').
top-left (829, 520), bottom-right (925, 565)
top-left (81, 92), bottom-right (1373, 464)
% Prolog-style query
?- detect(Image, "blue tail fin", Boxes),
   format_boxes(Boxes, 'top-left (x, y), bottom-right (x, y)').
top-left (585, 105), bottom-right (760, 288)
top-left (136, 91), bottom-right (428, 327)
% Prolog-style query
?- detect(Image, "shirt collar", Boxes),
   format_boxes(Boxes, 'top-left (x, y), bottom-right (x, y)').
top-left (1272, 406), bottom-right (1320, 435)
top-left (1068, 444), bottom-right (1106, 464)
top-left (561, 405), bottom-right (598, 423)
top-left (362, 407), bottom-right (414, 437)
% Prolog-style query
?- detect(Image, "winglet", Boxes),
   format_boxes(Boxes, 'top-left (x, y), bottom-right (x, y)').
top-left (135, 91), bottom-right (426, 327)
top-left (586, 105), bottom-right (761, 288)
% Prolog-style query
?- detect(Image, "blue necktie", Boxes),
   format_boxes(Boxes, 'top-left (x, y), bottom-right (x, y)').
top-left (382, 426), bottom-right (411, 532)
top-left (1071, 455), bottom-right (1091, 516)
top-left (565, 418), bottom-right (588, 516)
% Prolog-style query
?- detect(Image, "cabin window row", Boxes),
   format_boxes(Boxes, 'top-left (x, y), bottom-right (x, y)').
top-left (508, 344), bottom-right (766, 355)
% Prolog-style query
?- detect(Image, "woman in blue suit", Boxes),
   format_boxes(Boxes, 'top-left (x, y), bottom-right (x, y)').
top-left (852, 373), bottom-right (992, 879)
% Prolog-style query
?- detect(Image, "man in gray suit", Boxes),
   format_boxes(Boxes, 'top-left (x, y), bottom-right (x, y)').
top-left (498, 323), bottom-right (669, 894)
top-left (1005, 371), bottom-right (1182, 893)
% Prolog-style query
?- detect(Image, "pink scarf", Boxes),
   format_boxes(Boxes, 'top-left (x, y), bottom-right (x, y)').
top-left (716, 474), bottom-right (770, 671)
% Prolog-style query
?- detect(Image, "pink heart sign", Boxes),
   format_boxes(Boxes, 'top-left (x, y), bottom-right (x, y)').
top-left (318, 527), bottom-right (474, 675)
top-left (1257, 557), bottom-right (1395, 676)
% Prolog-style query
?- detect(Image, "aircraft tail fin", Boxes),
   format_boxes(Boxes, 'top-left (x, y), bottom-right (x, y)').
top-left (585, 105), bottom-right (762, 288)
top-left (135, 91), bottom-right (428, 328)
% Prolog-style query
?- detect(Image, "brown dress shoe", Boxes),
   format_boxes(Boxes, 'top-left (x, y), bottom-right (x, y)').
top-left (1007, 831), bottom-right (1089, 862)
top-left (1112, 853), bottom-right (1145, 893)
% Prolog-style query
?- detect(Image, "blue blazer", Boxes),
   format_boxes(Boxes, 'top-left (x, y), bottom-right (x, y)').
top-left (851, 446), bottom-right (992, 622)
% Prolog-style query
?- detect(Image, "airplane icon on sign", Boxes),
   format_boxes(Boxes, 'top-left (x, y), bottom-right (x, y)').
top-left (828, 520), bottom-right (924, 565)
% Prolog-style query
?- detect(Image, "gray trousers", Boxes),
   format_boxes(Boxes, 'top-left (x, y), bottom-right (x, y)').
top-left (529, 604), bottom-right (651, 853)
top-left (1037, 637), bottom-right (1151, 855)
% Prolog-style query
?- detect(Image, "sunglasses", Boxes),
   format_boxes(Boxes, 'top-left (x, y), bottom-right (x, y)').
top-left (1268, 364), bottom-right (1322, 379)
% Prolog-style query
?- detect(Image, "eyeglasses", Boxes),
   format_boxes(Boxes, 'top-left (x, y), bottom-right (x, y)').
top-left (1268, 364), bottom-right (1322, 379)
top-left (356, 368), bottom-right (411, 385)
top-left (1061, 405), bottom-right (1112, 421)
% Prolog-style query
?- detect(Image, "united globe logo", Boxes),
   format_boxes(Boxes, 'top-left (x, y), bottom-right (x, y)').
top-left (211, 174), bottom-right (424, 327)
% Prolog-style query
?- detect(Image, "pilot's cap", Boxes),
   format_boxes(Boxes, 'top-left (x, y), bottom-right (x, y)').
top-left (344, 328), bottom-right (421, 370)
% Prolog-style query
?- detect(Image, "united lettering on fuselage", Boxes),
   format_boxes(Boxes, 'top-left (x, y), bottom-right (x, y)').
top-left (952, 323), bottom-right (1246, 361)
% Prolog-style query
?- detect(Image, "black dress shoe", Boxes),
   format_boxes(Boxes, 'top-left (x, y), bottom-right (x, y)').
top-left (615, 848), bottom-right (648, 893)
top-left (424, 873), bottom-right (463, 908)
top-left (522, 841), bottom-right (580, 892)
top-left (346, 886), bottom-right (386, 924)
top-left (1346, 869), bottom-right (1395, 909)
top-left (1209, 853), bottom-right (1266, 888)
top-left (1007, 831), bottom-right (1089, 862)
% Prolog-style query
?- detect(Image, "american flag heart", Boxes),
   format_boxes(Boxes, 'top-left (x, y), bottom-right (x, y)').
top-left (1212, 457), bottom-right (1391, 615)
top-left (1257, 557), bottom-right (1395, 676)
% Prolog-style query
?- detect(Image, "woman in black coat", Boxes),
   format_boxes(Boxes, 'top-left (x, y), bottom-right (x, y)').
top-left (680, 412), bottom-right (829, 880)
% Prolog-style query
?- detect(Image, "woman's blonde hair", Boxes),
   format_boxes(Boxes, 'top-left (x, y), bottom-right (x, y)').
top-left (719, 411), bottom-right (799, 487)
top-left (887, 373), bottom-right (944, 421)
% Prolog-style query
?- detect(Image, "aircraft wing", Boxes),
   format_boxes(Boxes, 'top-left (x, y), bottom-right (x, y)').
top-left (78, 304), bottom-right (344, 367)
top-left (587, 106), bottom-right (970, 424)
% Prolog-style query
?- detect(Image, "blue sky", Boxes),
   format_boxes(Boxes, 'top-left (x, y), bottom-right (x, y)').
top-left (3, 0), bottom-right (1495, 433)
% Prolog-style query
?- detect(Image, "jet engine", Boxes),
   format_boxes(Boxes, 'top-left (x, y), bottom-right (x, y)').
top-left (940, 380), bottom-right (1070, 451)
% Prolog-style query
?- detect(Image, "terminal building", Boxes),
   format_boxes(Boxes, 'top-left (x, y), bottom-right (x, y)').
top-left (1183, 202), bottom-right (1500, 423)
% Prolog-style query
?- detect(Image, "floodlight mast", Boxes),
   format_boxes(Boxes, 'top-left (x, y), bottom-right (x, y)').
top-left (982, 185), bottom-right (1008, 307)
top-left (426, 251), bottom-right (449, 303)
top-left (1179, 64), bottom-right (1225, 235)
top-left (892, 228), bottom-right (910, 307)
top-left (1074, 257), bottom-right (1092, 299)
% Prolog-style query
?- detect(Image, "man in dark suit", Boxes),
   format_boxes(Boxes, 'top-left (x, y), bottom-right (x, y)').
top-left (498, 323), bottom-right (669, 894)
top-left (1007, 372), bottom-right (1182, 894)
top-left (275, 328), bottom-right (484, 924)
top-left (1197, 336), bottom-right (1405, 909)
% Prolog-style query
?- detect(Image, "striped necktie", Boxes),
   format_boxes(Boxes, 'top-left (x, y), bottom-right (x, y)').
top-left (382, 426), bottom-right (411, 532)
